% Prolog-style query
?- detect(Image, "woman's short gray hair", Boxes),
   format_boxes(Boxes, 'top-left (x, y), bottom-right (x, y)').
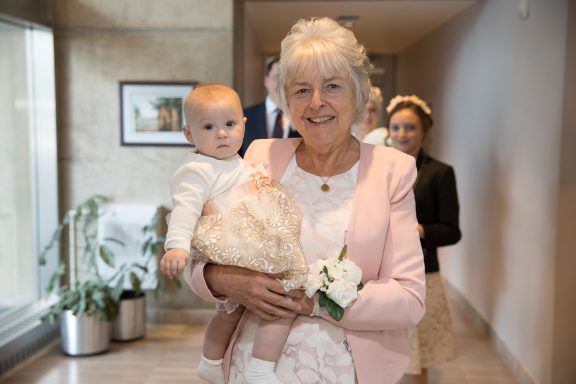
top-left (276, 17), bottom-right (372, 123)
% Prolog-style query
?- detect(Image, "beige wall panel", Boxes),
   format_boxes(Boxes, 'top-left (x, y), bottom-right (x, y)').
top-left (54, 0), bottom-right (231, 29)
top-left (397, 0), bottom-right (569, 382)
top-left (553, 0), bottom-right (576, 381)
top-left (56, 30), bottom-right (232, 207)
top-left (54, 0), bottom-right (233, 309)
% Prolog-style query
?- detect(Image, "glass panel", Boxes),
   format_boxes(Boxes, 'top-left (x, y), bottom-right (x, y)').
top-left (0, 21), bottom-right (34, 314)
top-left (0, 19), bottom-right (58, 320)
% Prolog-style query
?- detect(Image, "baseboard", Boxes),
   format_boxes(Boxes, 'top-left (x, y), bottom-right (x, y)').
top-left (444, 279), bottom-right (539, 384)
top-left (0, 321), bottom-right (58, 379)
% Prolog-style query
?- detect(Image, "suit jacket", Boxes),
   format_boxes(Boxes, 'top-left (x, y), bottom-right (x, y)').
top-left (414, 150), bottom-right (461, 273)
top-left (184, 139), bottom-right (426, 384)
top-left (240, 102), bottom-right (300, 157)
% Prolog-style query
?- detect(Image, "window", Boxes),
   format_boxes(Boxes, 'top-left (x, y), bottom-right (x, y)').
top-left (0, 18), bottom-right (58, 326)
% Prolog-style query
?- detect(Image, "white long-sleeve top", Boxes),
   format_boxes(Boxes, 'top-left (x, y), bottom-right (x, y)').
top-left (165, 153), bottom-right (255, 251)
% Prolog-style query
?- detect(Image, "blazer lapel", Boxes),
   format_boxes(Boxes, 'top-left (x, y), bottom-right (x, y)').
top-left (346, 143), bottom-right (390, 276)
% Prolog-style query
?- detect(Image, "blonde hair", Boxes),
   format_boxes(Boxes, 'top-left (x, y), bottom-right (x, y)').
top-left (183, 83), bottom-right (241, 126)
top-left (368, 86), bottom-right (383, 111)
top-left (277, 17), bottom-right (371, 122)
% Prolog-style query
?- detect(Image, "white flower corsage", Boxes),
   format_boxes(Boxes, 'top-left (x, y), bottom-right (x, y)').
top-left (305, 245), bottom-right (364, 321)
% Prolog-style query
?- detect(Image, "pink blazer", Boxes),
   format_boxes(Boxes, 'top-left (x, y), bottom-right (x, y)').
top-left (185, 138), bottom-right (426, 384)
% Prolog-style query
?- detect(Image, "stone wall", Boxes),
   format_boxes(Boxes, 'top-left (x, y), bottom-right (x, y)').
top-left (53, 0), bottom-right (235, 310)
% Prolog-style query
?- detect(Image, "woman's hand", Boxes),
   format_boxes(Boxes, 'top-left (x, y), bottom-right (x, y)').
top-left (204, 264), bottom-right (302, 321)
top-left (285, 289), bottom-right (317, 316)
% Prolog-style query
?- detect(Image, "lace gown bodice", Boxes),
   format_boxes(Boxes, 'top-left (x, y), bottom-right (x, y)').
top-left (228, 157), bottom-right (359, 384)
top-left (191, 172), bottom-right (307, 291)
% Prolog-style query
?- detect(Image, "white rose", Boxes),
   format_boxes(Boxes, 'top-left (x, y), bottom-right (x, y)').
top-left (326, 280), bottom-right (358, 308)
top-left (305, 259), bottom-right (331, 296)
top-left (305, 271), bottom-right (325, 296)
top-left (327, 258), bottom-right (345, 280)
top-left (309, 258), bottom-right (328, 275)
top-left (339, 259), bottom-right (362, 285)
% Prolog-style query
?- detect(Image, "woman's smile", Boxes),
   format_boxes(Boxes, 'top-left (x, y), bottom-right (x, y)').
top-left (306, 115), bottom-right (335, 124)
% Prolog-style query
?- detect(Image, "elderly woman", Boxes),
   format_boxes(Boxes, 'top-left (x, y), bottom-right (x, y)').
top-left (185, 17), bottom-right (425, 384)
top-left (354, 85), bottom-right (388, 144)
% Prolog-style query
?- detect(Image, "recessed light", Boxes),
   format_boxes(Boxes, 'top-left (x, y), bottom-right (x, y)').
top-left (336, 15), bottom-right (360, 29)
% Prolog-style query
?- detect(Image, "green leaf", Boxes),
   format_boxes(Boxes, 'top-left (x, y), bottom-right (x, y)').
top-left (338, 245), bottom-right (348, 262)
top-left (130, 272), bottom-right (142, 295)
top-left (324, 299), bottom-right (344, 321)
top-left (141, 237), bottom-right (152, 254)
top-left (318, 291), bottom-right (344, 321)
top-left (318, 291), bottom-right (329, 308)
top-left (103, 237), bottom-right (125, 247)
top-left (99, 245), bottom-right (115, 267)
top-left (46, 263), bottom-right (65, 293)
top-left (112, 275), bottom-right (125, 301)
top-left (357, 282), bottom-right (364, 291)
top-left (134, 264), bottom-right (148, 273)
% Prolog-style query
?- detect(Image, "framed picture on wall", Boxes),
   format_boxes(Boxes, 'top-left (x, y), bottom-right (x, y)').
top-left (120, 81), bottom-right (198, 146)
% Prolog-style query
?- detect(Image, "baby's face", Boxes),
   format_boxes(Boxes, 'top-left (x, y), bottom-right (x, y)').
top-left (186, 95), bottom-right (245, 160)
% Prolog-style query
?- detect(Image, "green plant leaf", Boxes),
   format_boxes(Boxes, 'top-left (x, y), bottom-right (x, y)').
top-left (338, 244), bottom-right (347, 262)
top-left (130, 272), bottom-right (142, 295)
top-left (99, 245), bottom-right (115, 267)
top-left (112, 275), bottom-right (125, 301)
top-left (134, 264), bottom-right (148, 273)
top-left (140, 237), bottom-right (152, 254)
top-left (318, 291), bottom-right (344, 321)
top-left (46, 263), bottom-right (65, 294)
top-left (103, 237), bottom-right (125, 247)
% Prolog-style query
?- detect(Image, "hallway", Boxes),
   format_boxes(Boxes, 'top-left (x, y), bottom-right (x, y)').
top-left (1, 292), bottom-right (518, 384)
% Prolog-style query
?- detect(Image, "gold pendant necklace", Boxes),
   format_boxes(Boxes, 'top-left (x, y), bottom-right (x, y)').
top-left (320, 177), bottom-right (331, 192)
top-left (318, 152), bottom-right (347, 192)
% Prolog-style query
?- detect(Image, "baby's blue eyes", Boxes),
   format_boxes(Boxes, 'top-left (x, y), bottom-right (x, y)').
top-left (203, 121), bottom-right (236, 130)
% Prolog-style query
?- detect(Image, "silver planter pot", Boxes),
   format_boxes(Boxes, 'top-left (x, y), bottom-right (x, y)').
top-left (112, 291), bottom-right (146, 341)
top-left (60, 310), bottom-right (111, 356)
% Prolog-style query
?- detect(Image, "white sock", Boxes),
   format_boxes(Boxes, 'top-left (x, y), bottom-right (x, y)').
top-left (197, 355), bottom-right (225, 384)
top-left (244, 357), bottom-right (281, 384)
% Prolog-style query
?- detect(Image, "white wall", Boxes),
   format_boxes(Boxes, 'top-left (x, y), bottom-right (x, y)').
top-left (396, 0), bottom-right (569, 383)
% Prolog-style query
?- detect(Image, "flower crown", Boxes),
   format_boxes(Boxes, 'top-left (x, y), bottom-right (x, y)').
top-left (386, 95), bottom-right (432, 116)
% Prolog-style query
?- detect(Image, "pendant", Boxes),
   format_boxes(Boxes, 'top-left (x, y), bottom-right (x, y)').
top-left (321, 183), bottom-right (330, 192)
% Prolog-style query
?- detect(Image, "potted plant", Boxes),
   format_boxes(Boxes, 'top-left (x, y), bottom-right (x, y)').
top-left (109, 207), bottom-right (170, 341)
top-left (39, 195), bottom-right (124, 355)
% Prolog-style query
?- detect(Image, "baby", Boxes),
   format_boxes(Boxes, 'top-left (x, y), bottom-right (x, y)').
top-left (160, 83), bottom-right (306, 384)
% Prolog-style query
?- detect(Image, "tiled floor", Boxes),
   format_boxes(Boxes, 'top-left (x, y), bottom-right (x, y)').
top-left (1, 297), bottom-right (518, 384)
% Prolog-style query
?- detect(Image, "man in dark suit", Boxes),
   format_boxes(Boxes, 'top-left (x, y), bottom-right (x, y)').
top-left (240, 57), bottom-right (300, 156)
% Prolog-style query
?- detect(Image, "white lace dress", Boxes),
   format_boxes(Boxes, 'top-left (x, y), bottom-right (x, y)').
top-left (228, 157), bottom-right (359, 384)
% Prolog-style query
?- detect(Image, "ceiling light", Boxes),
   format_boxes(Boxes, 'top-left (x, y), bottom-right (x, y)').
top-left (336, 15), bottom-right (360, 29)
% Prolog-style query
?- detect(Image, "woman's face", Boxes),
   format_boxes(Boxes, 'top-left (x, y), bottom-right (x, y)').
top-left (388, 108), bottom-right (425, 156)
top-left (285, 68), bottom-right (357, 151)
top-left (360, 100), bottom-right (380, 131)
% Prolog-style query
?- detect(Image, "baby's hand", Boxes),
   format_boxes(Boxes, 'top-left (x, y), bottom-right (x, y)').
top-left (160, 248), bottom-right (190, 279)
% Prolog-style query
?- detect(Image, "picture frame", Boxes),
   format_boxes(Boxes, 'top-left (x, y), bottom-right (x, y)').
top-left (120, 81), bottom-right (198, 146)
